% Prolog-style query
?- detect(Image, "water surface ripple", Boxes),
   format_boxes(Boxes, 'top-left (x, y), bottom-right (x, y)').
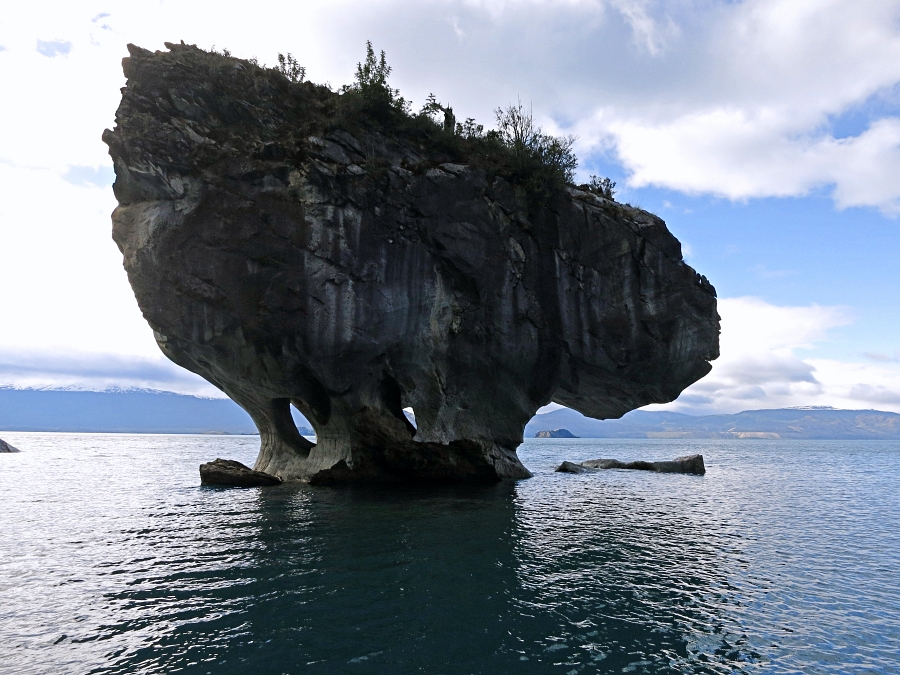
top-left (1, 435), bottom-right (898, 674)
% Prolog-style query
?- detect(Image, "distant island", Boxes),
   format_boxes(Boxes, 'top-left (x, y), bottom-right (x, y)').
top-left (535, 429), bottom-right (579, 438)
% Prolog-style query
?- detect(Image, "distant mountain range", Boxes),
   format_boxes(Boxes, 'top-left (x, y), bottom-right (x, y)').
top-left (2, 387), bottom-right (899, 439)
top-left (525, 406), bottom-right (900, 440)
top-left (0, 387), bottom-right (312, 435)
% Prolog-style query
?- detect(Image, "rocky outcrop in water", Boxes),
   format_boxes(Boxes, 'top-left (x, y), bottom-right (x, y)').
top-left (103, 43), bottom-right (719, 483)
top-left (535, 429), bottom-right (578, 438)
top-left (557, 454), bottom-right (706, 475)
top-left (200, 458), bottom-right (282, 486)
top-left (0, 438), bottom-right (19, 453)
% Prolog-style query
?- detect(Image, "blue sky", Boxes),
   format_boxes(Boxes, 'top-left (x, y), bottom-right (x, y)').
top-left (1, 0), bottom-right (899, 413)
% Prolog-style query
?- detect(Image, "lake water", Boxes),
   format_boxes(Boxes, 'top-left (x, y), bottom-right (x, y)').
top-left (1, 434), bottom-right (898, 674)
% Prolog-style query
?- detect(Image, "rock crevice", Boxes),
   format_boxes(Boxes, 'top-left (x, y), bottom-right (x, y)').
top-left (104, 43), bottom-right (719, 483)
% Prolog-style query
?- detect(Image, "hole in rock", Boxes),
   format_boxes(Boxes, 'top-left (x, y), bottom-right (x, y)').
top-left (403, 407), bottom-right (417, 430)
top-left (290, 403), bottom-right (316, 440)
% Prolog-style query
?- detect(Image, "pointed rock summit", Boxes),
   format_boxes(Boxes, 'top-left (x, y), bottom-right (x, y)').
top-left (103, 43), bottom-right (719, 483)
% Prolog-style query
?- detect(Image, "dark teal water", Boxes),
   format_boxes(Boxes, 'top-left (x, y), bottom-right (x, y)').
top-left (1, 435), bottom-right (898, 674)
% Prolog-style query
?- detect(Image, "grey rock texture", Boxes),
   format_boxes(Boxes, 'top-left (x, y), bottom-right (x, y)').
top-left (556, 461), bottom-right (592, 473)
top-left (0, 438), bottom-right (19, 453)
top-left (200, 458), bottom-right (282, 486)
top-left (557, 454), bottom-right (706, 475)
top-left (535, 429), bottom-right (578, 438)
top-left (103, 43), bottom-right (719, 483)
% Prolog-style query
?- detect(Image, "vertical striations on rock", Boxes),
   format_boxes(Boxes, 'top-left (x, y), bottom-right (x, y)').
top-left (103, 43), bottom-right (719, 483)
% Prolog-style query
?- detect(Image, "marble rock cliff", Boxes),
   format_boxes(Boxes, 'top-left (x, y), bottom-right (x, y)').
top-left (103, 43), bottom-right (719, 483)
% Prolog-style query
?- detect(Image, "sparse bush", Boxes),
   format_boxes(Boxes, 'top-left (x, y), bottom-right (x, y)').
top-left (585, 175), bottom-right (616, 200)
top-left (457, 118), bottom-right (484, 139)
top-left (276, 53), bottom-right (306, 83)
top-left (494, 100), bottom-right (578, 185)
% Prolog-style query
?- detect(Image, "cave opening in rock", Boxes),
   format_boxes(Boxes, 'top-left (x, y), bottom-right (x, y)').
top-left (290, 402), bottom-right (316, 440)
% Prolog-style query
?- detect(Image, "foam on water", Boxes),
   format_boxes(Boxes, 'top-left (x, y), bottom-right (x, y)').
top-left (1, 434), bottom-right (898, 674)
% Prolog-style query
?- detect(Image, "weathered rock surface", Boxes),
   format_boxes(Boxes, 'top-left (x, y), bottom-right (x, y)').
top-left (535, 429), bottom-right (578, 438)
top-left (103, 43), bottom-right (719, 483)
top-left (0, 438), bottom-right (20, 453)
top-left (556, 460), bottom-right (593, 473)
top-left (200, 458), bottom-right (282, 486)
top-left (556, 454), bottom-right (706, 475)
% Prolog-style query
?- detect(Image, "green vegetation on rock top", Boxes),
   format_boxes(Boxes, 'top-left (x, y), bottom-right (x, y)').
top-left (206, 40), bottom-right (617, 201)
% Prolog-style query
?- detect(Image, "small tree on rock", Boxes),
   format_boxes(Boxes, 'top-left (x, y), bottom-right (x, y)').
top-left (276, 53), bottom-right (306, 82)
top-left (350, 41), bottom-right (409, 115)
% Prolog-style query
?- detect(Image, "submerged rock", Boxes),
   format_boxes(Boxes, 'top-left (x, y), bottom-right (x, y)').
top-left (535, 429), bottom-right (578, 438)
top-left (199, 458), bottom-right (282, 487)
top-left (556, 454), bottom-right (706, 475)
top-left (556, 460), bottom-right (593, 473)
top-left (0, 438), bottom-right (19, 453)
top-left (104, 43), bottom-right (719, 483)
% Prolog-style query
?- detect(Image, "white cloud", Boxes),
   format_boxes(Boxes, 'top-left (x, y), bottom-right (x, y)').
top-left (610, 110), bottom-right (900, 214)
top-left (650, 297), bottom-right (900, 414)
top-left (607, 0), bottom-right (678, 55)
top-left (582, 1), bottom-right (900, 212)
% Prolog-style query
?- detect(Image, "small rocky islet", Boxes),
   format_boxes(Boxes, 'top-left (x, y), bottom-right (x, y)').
top-left (556, 454), bottom-right (706, 475)
top-left (200, 458), bottom-right (282, 487)
top-left (534, 429), bottom-right (579, 438)
top-left (104, 42), bottom-right (719, 484)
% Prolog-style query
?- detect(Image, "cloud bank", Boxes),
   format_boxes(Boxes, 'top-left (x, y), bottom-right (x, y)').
top-left (654, 297), bottom-right (900, 414)
top-left (0, 349), bottom-right (224, 397)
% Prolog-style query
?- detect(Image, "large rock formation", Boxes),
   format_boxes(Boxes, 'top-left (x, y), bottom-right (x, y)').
top-left (103, 43), bottom-right (719, 483)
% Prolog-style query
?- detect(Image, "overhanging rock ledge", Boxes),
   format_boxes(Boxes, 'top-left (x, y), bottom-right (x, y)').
top-left (103, 43), bottom-right (720, 483)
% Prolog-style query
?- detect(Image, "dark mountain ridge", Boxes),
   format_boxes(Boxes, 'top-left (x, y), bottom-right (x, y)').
top-left (0, 387), bottom-right (309, 435)
top-left (525, 406), bottom-right (900, 439)
top-left (2, 388), bottom-right (898, 439)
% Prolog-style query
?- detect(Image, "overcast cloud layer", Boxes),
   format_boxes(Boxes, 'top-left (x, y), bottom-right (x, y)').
top-left (1, 0), bottom-right (899, 412)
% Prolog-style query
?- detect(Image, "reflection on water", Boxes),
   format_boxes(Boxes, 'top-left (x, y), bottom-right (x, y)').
top-left (1, 435), bottom-right (898, 674)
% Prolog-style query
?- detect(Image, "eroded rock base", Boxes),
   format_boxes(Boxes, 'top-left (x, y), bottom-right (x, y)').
top-left (252, 438), bottom-right (532, 484)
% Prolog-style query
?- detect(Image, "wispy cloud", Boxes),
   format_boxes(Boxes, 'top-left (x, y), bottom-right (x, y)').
top-left (752, 264), bottom-right (797, 279)
top-left (36, 39), bottom-right (72, 57)
top-left (864, 351), bottom-right (900, 363)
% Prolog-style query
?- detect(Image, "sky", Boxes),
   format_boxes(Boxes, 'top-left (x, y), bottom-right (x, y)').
top-left (1, 0), bottom-right (899, 414)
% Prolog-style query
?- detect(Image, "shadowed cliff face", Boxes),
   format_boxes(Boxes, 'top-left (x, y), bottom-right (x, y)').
top-left (103, 43), bottom-right (719, 483)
